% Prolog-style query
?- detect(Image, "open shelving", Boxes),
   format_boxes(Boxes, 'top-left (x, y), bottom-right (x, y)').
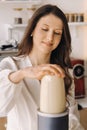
top-left (0, 0), bottom-right (42, 5)
top-left (68, 22), bottom-right (87, 26)
top-left (5, 22), bottom-right (87, 29)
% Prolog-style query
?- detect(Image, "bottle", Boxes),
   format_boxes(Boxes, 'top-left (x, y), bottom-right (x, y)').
top-left (13, 8), bottom-right (23, 24)
top-left (27, 5), bottom-right (36, 23)
top-left (40, 75), bottom-right (66, 114)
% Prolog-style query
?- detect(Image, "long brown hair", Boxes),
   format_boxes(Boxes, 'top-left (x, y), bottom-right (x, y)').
top-left (18, 4), bottom-right (72, 94)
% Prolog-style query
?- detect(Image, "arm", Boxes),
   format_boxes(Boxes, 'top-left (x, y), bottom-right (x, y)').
top-left (68, 69), bottom-right (85, 130)
top-left (0, 57), bottom-right (22, 116)
top-left (9, 64), bottom-right (65, 83)
top-left (0, 57), bottom-right (65, 116)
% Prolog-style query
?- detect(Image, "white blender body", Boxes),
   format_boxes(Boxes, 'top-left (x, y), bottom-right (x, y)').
top-left (38, 75), bottom-right (68, 130)
top-left (40, 75), bottom-right (66, 114)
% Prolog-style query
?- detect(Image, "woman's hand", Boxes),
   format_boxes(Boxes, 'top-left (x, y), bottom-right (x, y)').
top-left (9, 64), bottom-right (65, 83)
top-left (23, 64), bottom-right (65, 80)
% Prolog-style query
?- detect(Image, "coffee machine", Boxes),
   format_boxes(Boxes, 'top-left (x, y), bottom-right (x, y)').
top-left (71, 58), bottom-right (85, 98)
top-left (37, 75), bottom-right (68, 130)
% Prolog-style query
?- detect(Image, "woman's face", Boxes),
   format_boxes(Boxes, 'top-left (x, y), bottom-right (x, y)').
top-left (32, 14), bottom-right (63, 55)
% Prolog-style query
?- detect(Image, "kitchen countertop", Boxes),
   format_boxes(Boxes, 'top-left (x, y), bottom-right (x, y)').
top-left (0, 49), bottom-right (18, 54)
top-left (77, 96), bottom-right (87, 108)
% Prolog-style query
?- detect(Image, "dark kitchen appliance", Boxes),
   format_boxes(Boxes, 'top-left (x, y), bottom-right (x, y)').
top-left (71, 58), bottom-right (85, 99)
top-left (38, 110), bottom-right (68, 130)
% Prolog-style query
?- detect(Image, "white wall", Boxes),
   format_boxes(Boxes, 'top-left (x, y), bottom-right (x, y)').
top-left (0, 0), bottom-right (87, 91)
top-left (42, 0), bottom-right (86, 12)
top-left (0, 0), bottom-right (87, 58)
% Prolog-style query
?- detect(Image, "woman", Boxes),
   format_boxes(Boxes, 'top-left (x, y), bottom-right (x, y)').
top-left (0, 4), bottom-right (84, 130)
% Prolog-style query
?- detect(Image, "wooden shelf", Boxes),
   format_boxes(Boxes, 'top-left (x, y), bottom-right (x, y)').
top-left (5, 22), bottom-right (87, 29)
top-left (6, 24), bottom-right (27, 29)
top-left (0, 49), bottom-right (18, 54)
top-left (0, 0), bottom-right (41, 5)
top-left (68, 22), bottom-right (87, 26)
top-left (4, 22), bottom-right (87, 41)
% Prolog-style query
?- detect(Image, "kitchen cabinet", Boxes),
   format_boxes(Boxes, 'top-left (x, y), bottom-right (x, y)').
top-left (80, 108), bottom-right (87, 130)
top-left (0, 117), bottom-right (7, 130)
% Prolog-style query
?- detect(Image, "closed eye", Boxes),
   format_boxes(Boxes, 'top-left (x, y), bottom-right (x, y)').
top-left (54, 32), bottom-right (62, 35)
top-left (42, 28), bottom-right (48, 31)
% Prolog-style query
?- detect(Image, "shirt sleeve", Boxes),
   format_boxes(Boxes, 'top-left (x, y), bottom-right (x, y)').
top-left (68, 69), bottom-right (85, 130)
top-left (0, 57), bottom-right (22, 116)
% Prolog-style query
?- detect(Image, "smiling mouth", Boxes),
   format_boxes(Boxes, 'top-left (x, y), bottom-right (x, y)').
top-left (42, 42), bottom-right (53, 47)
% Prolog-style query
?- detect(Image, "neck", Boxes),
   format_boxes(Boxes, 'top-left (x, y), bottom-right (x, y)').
top-left (29, 51), bottom-right (51, 66)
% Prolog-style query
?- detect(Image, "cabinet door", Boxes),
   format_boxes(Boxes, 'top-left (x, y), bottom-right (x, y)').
top-left (0, 117), bottom-right (7, 130)
top-left (80, 109), bottom-right (87, 130)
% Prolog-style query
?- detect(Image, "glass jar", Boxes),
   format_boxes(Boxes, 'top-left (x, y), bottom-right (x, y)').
top-left (76, 13), bottom-right (84, 22)
top-left (27, 5), bottom-right (36, 22)
top-left (13, 8), bottom-right (23, 24)
top-left (68, 13), bottom-right (75, 22)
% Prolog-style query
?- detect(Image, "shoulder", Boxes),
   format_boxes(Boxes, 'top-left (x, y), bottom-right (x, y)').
top-left (0, 56), bottom-right (16, 70)
top-left (0, 56), bottom-right (14, 65)
top-left (0, 55), bottom-right (26, 63)
top-left (12, 55), bottom-right (26, 61)
top-left (0, 55), bottom-right (32, 70)
top-left (0, 55), bottom-right (25, 70)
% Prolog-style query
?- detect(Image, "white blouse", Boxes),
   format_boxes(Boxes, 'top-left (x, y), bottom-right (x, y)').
top-left (0, 55), bottom-right (85, 130)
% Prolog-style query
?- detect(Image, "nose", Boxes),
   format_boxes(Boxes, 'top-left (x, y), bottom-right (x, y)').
top-left (47, 31), bottom-right (54, 42)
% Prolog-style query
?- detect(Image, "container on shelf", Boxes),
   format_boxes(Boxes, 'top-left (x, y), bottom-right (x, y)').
top-left (65, 13), bottom-right (84, 23)
top-left (75, 13), bottom-right (84, 22)
top-left (13, 8), bottom-right (23, 24)
top-left (65, 13), bottom-right (76, 22)
top-left (27, 5), bottom-right (37, 22)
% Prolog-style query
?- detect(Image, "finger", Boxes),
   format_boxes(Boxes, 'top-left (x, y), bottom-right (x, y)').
top-left (48, 64), bottom-right (65, 77)
top-left (43, 66), bottom-right (62, 77)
